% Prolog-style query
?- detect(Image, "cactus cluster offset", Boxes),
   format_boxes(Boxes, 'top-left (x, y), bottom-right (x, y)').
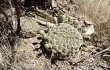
top-left (45, 23), bottom-right (83, 56)
top-left (37, 15), bottom-right (84, 57)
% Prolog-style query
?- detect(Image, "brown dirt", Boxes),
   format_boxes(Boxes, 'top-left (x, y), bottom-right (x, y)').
top-left (0, 0), bottom-right (110, 70)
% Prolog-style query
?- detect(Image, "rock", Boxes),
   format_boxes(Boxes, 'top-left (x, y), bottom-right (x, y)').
top-left (20, 16), bottom-right (39, 37)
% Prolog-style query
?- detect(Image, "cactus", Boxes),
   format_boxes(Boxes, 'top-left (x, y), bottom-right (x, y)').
top-left (37, 15), bottom-right (83, 57)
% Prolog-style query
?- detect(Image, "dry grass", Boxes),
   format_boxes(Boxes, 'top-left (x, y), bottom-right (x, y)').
top-left (74, 0), bottom-right (110, 41)
top-left (74, 0), bottom-right (110, 23)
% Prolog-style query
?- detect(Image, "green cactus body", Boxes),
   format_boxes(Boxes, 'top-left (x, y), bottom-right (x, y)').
top-left (43, 23), bottom-right (83, 56)
top-left (37, 15), bottom-right (84, 58)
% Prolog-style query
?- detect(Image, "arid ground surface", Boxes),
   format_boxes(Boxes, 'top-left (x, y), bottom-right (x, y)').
top-left (0, 0), bottom-right (110, 70)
